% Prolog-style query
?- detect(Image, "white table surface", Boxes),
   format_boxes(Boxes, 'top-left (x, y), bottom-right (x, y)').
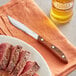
top-left (0, 0), bottom-right (76, 76)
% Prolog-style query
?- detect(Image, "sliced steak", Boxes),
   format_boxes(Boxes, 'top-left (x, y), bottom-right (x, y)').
top-left (11, 50), bottom-right (30, 76)
top-left (6, 45), bottom-right (22, 73)
top-left (32, 73), bottom-right (39, 76)
top-left (20, 61), bottom-right (40, 76)
top-left (0, 43), bottom-right (12, 70)
top-left (0, 70), bottom-right (13, 76)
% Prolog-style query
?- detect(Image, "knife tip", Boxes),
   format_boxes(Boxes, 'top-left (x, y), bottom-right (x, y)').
top-left (7, 15), bottom-right (11, 19)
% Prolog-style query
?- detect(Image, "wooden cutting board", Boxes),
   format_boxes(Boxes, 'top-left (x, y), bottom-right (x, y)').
top-left (0, 0), bottom-right (76, 75)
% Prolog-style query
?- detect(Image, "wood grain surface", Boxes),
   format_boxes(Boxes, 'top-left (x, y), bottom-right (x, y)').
top-left (0, 0), bottom-right (76, 75)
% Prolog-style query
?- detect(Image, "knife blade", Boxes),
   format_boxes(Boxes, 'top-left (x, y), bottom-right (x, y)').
top-left (8, 16), bottom-right (68, 63)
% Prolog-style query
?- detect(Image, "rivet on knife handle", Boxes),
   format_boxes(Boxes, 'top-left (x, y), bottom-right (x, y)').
top-left (38, 36), bottom-right (68, 63)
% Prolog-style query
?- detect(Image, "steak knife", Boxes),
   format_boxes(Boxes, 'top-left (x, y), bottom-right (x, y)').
top-left (8, 16), bottom-right (68, 63)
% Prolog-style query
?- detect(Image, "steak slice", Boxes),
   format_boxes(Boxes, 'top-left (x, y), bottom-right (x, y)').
top-left (11, 50), bottom-right (30, 76)
top-left (0, 43), bottom-right (12, 70)
top-left (20, 61), bottom-right (40, 76)
top-left (0, 70), bottom-right (13, 76)
top-left (32, 73), bottom-right (39, 76)
top-left (6, 45), bottom-right (22, 73)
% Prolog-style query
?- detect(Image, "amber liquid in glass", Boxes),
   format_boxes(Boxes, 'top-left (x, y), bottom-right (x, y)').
top-left (50, 0), bottom-right (74, 24)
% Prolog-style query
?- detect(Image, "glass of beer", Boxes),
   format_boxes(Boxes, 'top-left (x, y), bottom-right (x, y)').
top-left (50, 0), bottom-right (74, 24)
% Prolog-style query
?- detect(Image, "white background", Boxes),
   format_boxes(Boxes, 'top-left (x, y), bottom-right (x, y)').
top-left (0, 0), bottom-right (76, 76)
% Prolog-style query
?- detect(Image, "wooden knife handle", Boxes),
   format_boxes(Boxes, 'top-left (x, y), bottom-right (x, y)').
top-left (38, 36), bottom-right (68, 63)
